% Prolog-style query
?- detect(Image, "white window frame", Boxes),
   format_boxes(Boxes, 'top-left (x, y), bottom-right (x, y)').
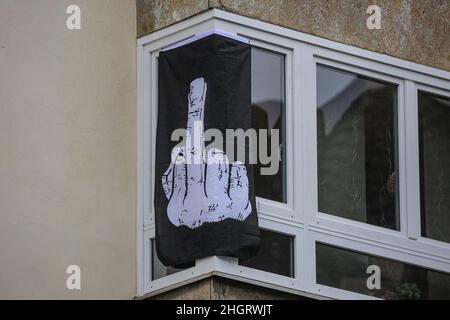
top-left (137, 9), bottom-right (450, 300)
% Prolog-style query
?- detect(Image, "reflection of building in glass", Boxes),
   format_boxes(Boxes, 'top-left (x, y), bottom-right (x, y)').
top-left (251, 47), bottom-right (286, 203)
top-left (419, 92), bottom-right (450, 243)
top-left (252, 102), bottom-right (283, 202)
top-left (317, 243), bottom-right (450, 299)
top-left (317, 65), bottom-right (398, 230)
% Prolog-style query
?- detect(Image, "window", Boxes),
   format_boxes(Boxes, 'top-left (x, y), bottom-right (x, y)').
top-left (239, 229), bottom-right (294, 277)
top-left (418, 91), bottom-right (450, 243)
top-left (317, 65), bottom-right (399, 230)
top-left (151, 239), bottom-right (195, 281)
top-left (316, 242), bottom-right (450, 299)
top-left (252, 47), bottom-right (286, 203)
top-left (138, 10), bottom-right (450, 299)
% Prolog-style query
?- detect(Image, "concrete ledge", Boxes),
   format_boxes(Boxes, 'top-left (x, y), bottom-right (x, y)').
top-left (147, 276), bottom-right (313, 300)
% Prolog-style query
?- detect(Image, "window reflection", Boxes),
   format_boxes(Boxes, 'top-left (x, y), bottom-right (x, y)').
top-left (151, 239), bottom-right (194, 280)
top-left (239, 229), bottom-right (294, 277)
top-left (251, 47), bottom-right (286, 203)
top-left (316, 243), bottom-right (450, 299)
top-left (317, 65), bottom-right (399, 230)
top-left (419, 91), bottom-right (450, 243)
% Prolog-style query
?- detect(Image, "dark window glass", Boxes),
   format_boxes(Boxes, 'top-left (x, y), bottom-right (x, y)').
top-left (316, 243), bottom-right (450, 299)
top-left (251, 47), bottom-right (286, 203)
top-left (419, 91), bottom-right (450, 243)
top-left (317, 65), bottom-right (399, 230)
top-left (151, 239), bottom-right (195, 281)
top-left (239, 229), bottom-right (294, 277)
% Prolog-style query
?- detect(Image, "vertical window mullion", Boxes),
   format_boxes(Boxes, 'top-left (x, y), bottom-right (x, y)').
top-left (297, 43), bottom-right (317, 293)
top-left (404, 80), bottom-right (421, 239)
top-left (397, 80), bottom-right (407, 235)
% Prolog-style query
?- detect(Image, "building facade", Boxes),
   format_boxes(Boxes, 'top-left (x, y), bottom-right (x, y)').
top-left (0, 0), bottom-right (449, 299)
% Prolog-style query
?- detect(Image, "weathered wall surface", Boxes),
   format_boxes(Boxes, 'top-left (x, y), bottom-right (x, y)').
top-left (137, 0), bottom-right (209, 37)
top-left (0, 0), bottom-right (136, 299)
top-left (150, 276), bottom-right (309, 299)
top-left (137, 0), bottom-right (450, 71)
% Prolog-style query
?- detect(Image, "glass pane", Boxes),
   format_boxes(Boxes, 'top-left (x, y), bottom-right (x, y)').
top-left (316, 243), bottom-right (450, 299)
top-left (251, 47), bottom-right (286, 203)
top-left (151, 239), bottom-right (195, 281)
top-left (419, 91), bottom-right (450, 243)
top-left (317, 65), bottom-right (399, 230)
top-left (239, 229), bottom-right (294, 277)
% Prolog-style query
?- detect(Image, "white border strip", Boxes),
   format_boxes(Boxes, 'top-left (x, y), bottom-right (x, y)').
top-left (163, 28), bottom-right (250, 51)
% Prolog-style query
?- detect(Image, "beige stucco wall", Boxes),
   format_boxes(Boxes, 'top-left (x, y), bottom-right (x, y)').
top-left (137, 0), bottom-right (450, 72)
top-left (0, 0), bottom-right (136, 299)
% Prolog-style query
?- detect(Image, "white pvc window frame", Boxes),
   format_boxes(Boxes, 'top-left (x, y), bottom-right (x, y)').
top-left (137, 9), bottom-right (450, 300)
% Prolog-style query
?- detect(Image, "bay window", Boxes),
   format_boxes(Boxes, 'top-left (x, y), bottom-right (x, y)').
top-left (137, 9), bottom-right (450, 299)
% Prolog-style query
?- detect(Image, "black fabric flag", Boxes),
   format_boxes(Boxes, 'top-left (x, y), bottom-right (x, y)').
top-left (155, 33), bottom-right (260, 266)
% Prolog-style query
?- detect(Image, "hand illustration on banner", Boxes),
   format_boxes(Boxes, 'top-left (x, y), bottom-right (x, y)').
top-left (161, 78), bottom-right (252, 229)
